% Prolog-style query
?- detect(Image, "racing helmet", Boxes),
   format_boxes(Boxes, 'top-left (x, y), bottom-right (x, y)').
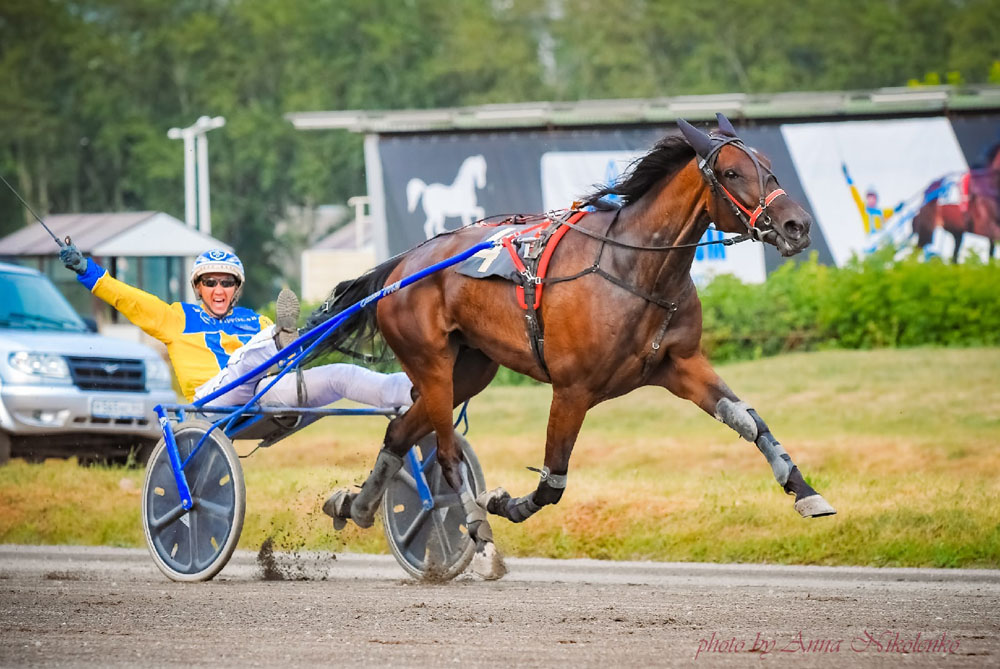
top-left (190, 249), bottom-right (245, 303)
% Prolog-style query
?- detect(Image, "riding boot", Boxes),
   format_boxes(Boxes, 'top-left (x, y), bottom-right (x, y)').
top-left (274, 288), bottom-right (300, 351)
top-left (349, 448), bottom-right (404, 528)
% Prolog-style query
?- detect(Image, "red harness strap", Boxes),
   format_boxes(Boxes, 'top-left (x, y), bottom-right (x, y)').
top-left (499, 219), bottom-right (551, 308)
top-left (500, 211), bottom-right (587, 309)
top-left (531, 211), bottom-right (585, 307)
top-left (717, 186), bottom-right (786, 228)
top-left (494, 210), bottom-right (588, 381)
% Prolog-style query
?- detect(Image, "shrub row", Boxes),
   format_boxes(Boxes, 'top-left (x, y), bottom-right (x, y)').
top-left (700, 248), bottom-right (1000, 363)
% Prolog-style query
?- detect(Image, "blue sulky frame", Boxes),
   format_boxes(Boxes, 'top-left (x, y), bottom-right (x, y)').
top-left (153, 239), bottom-right (495, 514)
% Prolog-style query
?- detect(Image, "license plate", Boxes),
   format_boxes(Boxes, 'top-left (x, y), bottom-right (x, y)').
top-left (91, 399), bottom-right (145, 419)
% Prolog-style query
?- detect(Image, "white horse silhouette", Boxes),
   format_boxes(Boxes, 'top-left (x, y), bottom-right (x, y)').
top-left (407, 155), bottom-right (487, 239)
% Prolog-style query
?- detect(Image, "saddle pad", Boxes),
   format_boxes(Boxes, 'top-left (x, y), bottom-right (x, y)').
top-left (456, 224), bottom-right (542, 282)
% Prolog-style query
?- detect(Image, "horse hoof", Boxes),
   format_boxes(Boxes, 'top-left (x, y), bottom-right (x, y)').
top-left (349, 498), bottom-right (376, 529)
top-left (471, 542), bottom-right (507, 581)
top-left (476, 488), bottom-right (510, 516)
top-left (794, 494), bottom-right (837, 518)
top-left (322, 489), bottom-right (353, 531)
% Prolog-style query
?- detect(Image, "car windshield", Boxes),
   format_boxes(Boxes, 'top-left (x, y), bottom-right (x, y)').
top-left (0, 271), bottom-right (88, 332)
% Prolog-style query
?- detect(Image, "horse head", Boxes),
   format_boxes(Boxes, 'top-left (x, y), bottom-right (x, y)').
top-left (467, 155), bottom-right (487, 189)
top-left (678, 114), bottom-right (812, 257)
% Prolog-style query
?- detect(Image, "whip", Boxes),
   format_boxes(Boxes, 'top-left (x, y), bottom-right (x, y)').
top-left (0, 173), bottom-right (69, 247)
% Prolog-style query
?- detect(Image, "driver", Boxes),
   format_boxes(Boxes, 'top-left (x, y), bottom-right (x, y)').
top-left (59, 245), bottom-right (413, 409)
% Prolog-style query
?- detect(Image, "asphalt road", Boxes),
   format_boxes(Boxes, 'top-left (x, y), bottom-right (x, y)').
top-left (1, 544), bottom-right (998, 667)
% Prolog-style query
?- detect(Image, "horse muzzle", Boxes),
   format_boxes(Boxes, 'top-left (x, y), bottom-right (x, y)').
top-left (769, 217), bottom-right (811, 257)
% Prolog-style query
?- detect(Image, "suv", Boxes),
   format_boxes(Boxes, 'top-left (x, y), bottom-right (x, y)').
top-left (0, 261), bottom-right (176, 465)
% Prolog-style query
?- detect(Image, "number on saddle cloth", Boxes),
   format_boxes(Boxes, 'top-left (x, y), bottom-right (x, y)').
top-left (455, 214), bottom-right (568, 285)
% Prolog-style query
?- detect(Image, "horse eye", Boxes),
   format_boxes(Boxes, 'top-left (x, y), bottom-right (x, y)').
top-left (723, 169), bottom-right (739, 179)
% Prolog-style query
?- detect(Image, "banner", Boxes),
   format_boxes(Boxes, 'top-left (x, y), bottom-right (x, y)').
top-left (371, 113), bottom-right (1000, 279)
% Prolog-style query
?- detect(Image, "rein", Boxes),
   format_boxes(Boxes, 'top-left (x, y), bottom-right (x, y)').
top-left (554, 207), bottom-right (755, 251)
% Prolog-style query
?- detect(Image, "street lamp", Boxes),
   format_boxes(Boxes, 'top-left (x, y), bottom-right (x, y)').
top-left (167, 116), bottom-right (226, 235)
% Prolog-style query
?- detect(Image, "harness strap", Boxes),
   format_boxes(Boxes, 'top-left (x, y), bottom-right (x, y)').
top-left (531, 215), bottom-right (578, 307)
top-left (556, 209), bottom-right (754, 251)
top-left (717, 185), bottom-right (786, 228)
top-left (641, 303), bottom-right (678, 380)
top-left (590, 266), bottom-right (676, 310)
top-left (501, 211), bottom-right (586, 381)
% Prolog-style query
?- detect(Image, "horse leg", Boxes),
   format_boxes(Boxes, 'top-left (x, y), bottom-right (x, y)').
top-left (323, 345), bottom-right (458, 530)
top-left (391, 345), bottom-right (506, 578)
top-left (322, 343), bottom-right (506, 576)
top-left (479, 387), bottom-right (589, 523)
top-left (952, 230), bottom-right (964, 263)
top-left (654, 353), bottom-right (836, 518)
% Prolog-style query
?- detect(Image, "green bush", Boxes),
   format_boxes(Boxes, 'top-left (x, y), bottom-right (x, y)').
top-left (700, 248), bottom-right (1000, 363)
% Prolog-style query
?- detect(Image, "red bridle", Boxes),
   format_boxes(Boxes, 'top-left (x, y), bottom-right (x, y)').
top-left (717, 184), bottom-right (787, 229)
top-left (698, 135), bottom-right (785, 238)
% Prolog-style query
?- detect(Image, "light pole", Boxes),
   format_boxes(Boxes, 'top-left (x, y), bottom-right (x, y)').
top-left (167, 116), bottom-right (226, 235)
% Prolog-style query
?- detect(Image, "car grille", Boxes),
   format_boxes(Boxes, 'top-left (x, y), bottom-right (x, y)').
top-left (66, 357), bottom-right (146, 392)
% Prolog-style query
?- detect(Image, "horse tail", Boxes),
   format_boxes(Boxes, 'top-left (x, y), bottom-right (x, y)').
top-left (302, 254), bottom-right (407, 363)
top-left (407, 178), bottom-right (426, 213)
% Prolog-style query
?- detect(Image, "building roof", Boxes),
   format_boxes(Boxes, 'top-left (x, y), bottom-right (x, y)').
top-left (0, 211), bottom-right (232, 257)
top-left (286, 85), bottom-right (1000, 134)
top-left (311, 219), bottom-right (372, 251)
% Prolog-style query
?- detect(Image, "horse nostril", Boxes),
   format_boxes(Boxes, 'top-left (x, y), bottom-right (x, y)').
top-left (783, 220), bottom-right (804, 240)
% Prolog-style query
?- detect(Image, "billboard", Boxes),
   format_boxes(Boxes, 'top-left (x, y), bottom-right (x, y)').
top-left (370, 114), bottom-right (1000, 281)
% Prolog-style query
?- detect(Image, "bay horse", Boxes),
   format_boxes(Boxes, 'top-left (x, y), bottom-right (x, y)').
top-left (913, 146), bottom-right (1000, 261)
top-left (314, 114), bottom-right (836, 578)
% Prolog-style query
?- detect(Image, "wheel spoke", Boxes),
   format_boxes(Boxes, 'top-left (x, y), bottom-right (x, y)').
top-left (186, 511), bottom-right (202, 567)
top-left (397, 507), bottom-right (431, 548)
top-left (196, 498), bottom-right (233, 520)
top-left (428, 463), bottom-right (443, 494)
top-left (430, 507), bottom-right (455, 557)
top-left (189, 508), bottom-right (216, 571)
top-left (394, 467), bottom-right (419, 493)
top-left (189, 445), bottom-right (219, 493)
top-left (149, 504), bottom-right (187, 530)
top-left (430, 493), bottom-right (462, 507)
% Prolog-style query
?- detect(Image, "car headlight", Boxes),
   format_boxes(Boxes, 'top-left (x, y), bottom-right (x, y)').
top-left (8, 351), bottom-right (71, 379)
top-left (145, 356), bottom-right (174, 390)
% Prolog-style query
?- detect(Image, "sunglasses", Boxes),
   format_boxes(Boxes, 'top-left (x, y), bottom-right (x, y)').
top-left (200, 277), bottom-right (238, 288)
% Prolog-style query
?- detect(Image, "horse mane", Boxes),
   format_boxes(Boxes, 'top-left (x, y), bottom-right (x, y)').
top-left (580, 134), bottom-right (696, 207)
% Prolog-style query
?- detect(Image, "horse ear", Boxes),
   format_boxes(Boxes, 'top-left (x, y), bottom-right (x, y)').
top-left (677, 118), bottom-right (714, 158)
top-left (716, 113), bottom-right (738, 137)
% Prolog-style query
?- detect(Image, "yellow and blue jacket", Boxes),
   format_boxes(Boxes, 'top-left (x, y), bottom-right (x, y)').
top-left (77, 260), bottom-right (272, 401)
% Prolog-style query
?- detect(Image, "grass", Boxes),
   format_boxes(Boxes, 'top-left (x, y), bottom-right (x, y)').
top-left (2, 347), bottom-right (999, 568)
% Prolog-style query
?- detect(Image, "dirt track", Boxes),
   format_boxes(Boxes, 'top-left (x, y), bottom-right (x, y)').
top-left (1, 544), bottom-right (998, 667)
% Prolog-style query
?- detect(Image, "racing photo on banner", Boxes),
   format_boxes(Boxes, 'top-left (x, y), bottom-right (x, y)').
top-left (781, 118), bottom-right (988, 264)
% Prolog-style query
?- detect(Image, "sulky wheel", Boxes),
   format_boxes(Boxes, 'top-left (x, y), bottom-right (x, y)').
top-left (141, 420), bottom-right (245, 582)
top-left (381, 431), bottom-right (486, 580)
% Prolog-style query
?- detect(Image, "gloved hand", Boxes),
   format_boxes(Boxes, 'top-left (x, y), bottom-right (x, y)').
top-left (59, 243), bottom-right (88, 275)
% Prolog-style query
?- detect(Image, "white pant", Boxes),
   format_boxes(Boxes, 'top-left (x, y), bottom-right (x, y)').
top-left (194, 326), bottom-right (413, 409)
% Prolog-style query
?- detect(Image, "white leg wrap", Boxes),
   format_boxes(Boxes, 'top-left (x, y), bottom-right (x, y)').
top-left (461, 489), bottom-right (487, 525)
top-left (462, 489), bottom-right (493, 542)
top-left (756, 434), bottom-right (792, 487)
top-left (714, 398), bottom-right (758, 442)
